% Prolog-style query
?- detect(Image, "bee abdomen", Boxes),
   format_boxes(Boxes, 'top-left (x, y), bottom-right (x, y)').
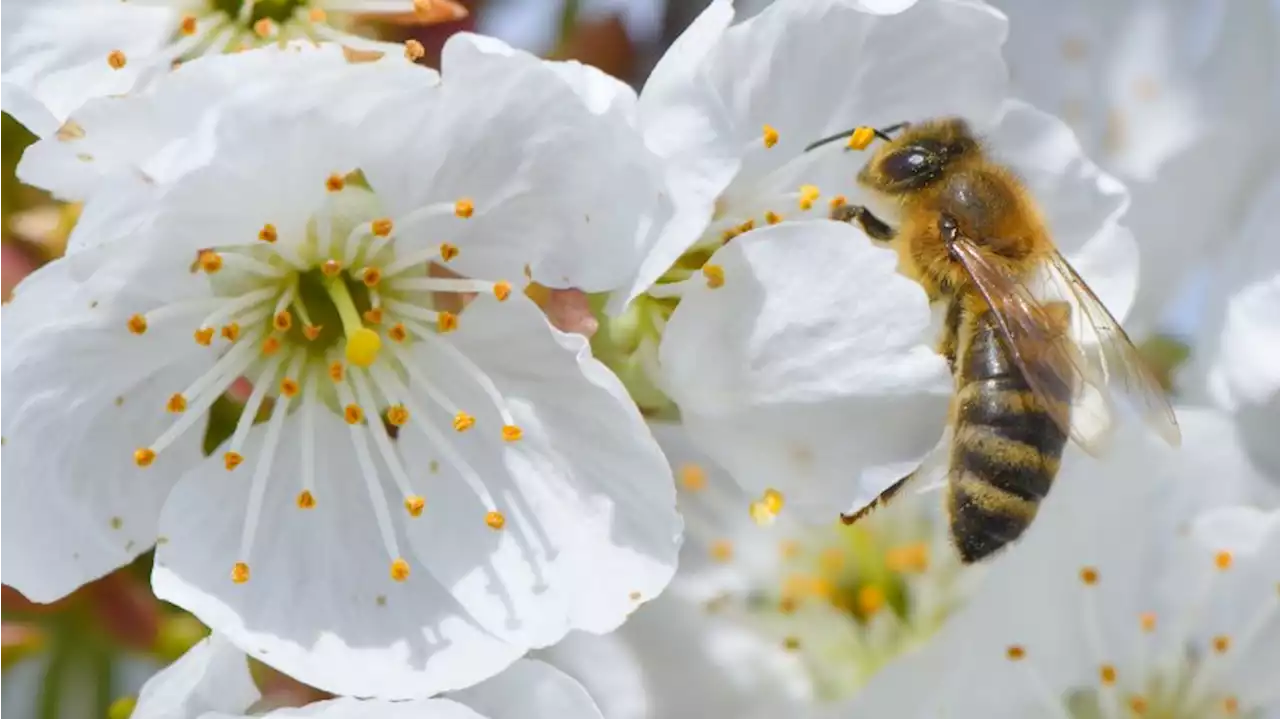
top-left (947, 470), bottom-right (1040, 563)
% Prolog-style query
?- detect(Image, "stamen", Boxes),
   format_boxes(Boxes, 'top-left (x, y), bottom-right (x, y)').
top-left (765, 211), bottom-right (783, 225)
top-left (390, 558), bottom-right (411, 582)
top-left (198, 250), bottom-right (223, 273)
top-left (326, 276), bottom-right (382, 368)
top-left (501, 425), bottom-right (522, 442)
top-left (371, 218), bottom-right (393, 237)
top-left (273, 310), bottom-right (293, 332)
top-left (233, 357), bottom-right (292, 584)
top-left (350, 368), bottom-right (420, 507)
top-left (453, 412), bottom-right (475, 432)
top-left (702, 264), bottom-right (725, 288)
top-left (326, 173), bottom-right (345, 192)
top-left (710, 539), bottom-right (733, 562)
top-left (218, 252), bottom-right (288, 278)
top-left (1215, 551), bottom-right (1233, 570)
top-left (253, 18), bottom-right (274, 38)
top-left (439, 243), bottom-right (459, 262)
top-left (798, 185), bottom-right (820, 211)
top-left (485, 511), bottom-right (505, 530)
top-left (134, 448), bottom-right (156, 467)
top-left (107, 50), bottom-right (127, 69)
top-left (396, 326), bottom-right (518, 428)
top-left (360, 267), bottom-right (382, 288)
top-left (454, 199), bottom-right (474, 218)
top-left (381, 244), bottom-right (451, 278)
top-left (298, 363), bottom-right (319, 505)
top-left (762, 124), bottom-right (780, 148)
top-left (345, 404), bottom-right (364, 425)
top-left (388, 324), bottom-right (408, 343)
top-left (679, 463), bottom-right (707, 491)
top-left (231, 562), bottom-right (250, 583)
top-left (194, 328), bottom-right (215, 346)
top-left (363, 308), bottom-right (383, 325)
top-left (258, 223), bottom-right (278, 243)
top-left (329, 361), bottom-right (344, 383)
top-left (222, 323), bottom-right (241, 342)
top-left (386, 277), bottom-right (497, 295)
top-left (386, 405), bottom-right (409, 426)
top-left (166, 393), bottom-right (187, 413)
top-left (296, 490), bottom-right (316, 509)
top-left (857, 585), bottom-right (885, 616)
top-left (128, 314), bottom-right (148, 335)
top-left (437, 312), bottom-right (458, 333)
top-left (198, 286), bottom-right (277, 331)
top-left (322, 259), bottom-right (342, 277)
top-left (223, 353), bottom-right (286, 469)
top-left (404, 496), bottom-right (425, 517)
top-left (493, 281), bottom-right (511, 301)
top-left (180, 15), bottom-right (198, 35)
top-left (333, 370), bottom-right (405, 566)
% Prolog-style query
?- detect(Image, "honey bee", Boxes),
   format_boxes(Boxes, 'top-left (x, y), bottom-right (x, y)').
top-left (809, 118), bottom-right (1181, 563)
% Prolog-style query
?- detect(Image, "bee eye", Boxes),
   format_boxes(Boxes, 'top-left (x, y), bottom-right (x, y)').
top-left (880, 147), bottom-right (939, 182)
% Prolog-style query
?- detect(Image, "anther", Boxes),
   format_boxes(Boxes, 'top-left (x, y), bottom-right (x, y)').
top-left (1212, 635), bottom-right (1231, 654)
top-left (439, 243), bottom-right (459, 261)
top-left (303, 324), bottom-right (323, 341)
top-left (710, 540), bottom-right (733, 562)
top-left (296, 490), bottom-right (316, 509)
top-left (107, 50), bottom-right (127, 69)
top-left (436, 312), bottom-right (458, 333)
top-left (762, 124), bottom-right (779, 148)
top-left (1129, 696), bottom-right (1148, 715)
top-left (1099, 664), bottom-right (1117, 685)
top-left (749, 501), bottom-right (775, 526)
top-left (224, 451), bottom-right (244, 471)
top-left (857, 585), bottom-right (885, 615)
top-left (363, 308), bottom-right (383, 325)
top-left (180, 15), bottom-right (198, 35)
top-left (453, 412), bottom-right (475, 432)
top-left (1006, 645), bottom-right (1026, 661)
top-left (829, 195), bottom-right (847, 210)
top-left (322, 259), bottom-right (342, 277)
top-left (166, 393), bottom-right (187, 413)
top-left (485, 511), bottom-right (506, 530)
top-left (231, 562), bottom-right (250, 584)
top-left (847, 126), bottom-right (876, 150)
top-left (702, 264), bottom-right (725, 288)
top-left (493, 281), bottom-right (512, 301)
top-left (326, 173), bottom-right (345, 192)
top-left (779, 597), bottom-right (798, 614)
top-left (388, 323), bottom-right (407, 343)
top-left (253, 18), bottom-right (273, 37)
top-left (309, 7), bottom-right (327, 21)
top-left (273, 310), bottom-right (293, 331)
top-left (765, 211), bottom-right (783, 225)
top-left (280, 378), bottom-right (300, 397)
top-left (1215, 550), bottom-right (1233, 570)
top-left (387, 405), bottom-right (409, 427)
top-left (630, 591), bottom-right (642, 602)
top-left (679, 463), bottom-right (707, 491)
top-left (194, 327), bottom-right (214, 346)
top-left (1140, 612), bottom-right (1157, 632)
top-left (261, 336), bottom-right (281, 356)
top-left (198, 250), bottom-right (223, 273)
top-left (344, 404), bottom-right (364, 425)
top-left (221, 323), bottom-right (241, 341)
top-left (329, 361), bottom-right (345, 382)
top-left (1223, 696), bottom-right (1239, 715)
top-left (404, 39), bottom-right (426, 61)
top-left (1079, 566), bottom-right (1099, 585)
top-left (371, 218), bottom-right (393, 237)
top-left (361, 267), bottom-right (382, 287)
top-left (127, 314), bottom-right (148, 335)
top-left (885, 542), bottom-right (930, 573)
top-left (454, 199), bottom-right (474, 218)
top-left (404, 495), bottom-right (425, 517)
top-left (257, 223), bottom-right (278, 243)
top-left (390, 558), bottom-right (411, 582)
top-left (345, 328), bottom-right (382, 368)
top-left (762, 488), bottom-right (784, 514)
top-left (798, 184), bottom-right (820, 211)
top-left (134, 448), bottom-right (156, 467)
top-left (501, 425), bottom-right (523, 442)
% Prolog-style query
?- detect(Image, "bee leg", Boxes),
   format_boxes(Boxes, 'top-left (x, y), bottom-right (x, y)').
top-left (840, 472), bottom-right (912, 525)
top-left (830, 204), bottom-right (896, 243)
top-left (936, 298), bottom-right (963, 373)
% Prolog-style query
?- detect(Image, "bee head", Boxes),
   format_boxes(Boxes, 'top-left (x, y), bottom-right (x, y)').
top-left (857, 118), bottom-right (979, 195)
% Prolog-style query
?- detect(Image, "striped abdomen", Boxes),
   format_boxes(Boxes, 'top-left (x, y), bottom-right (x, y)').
top-left (947, 307), bottom-right (1070, 563)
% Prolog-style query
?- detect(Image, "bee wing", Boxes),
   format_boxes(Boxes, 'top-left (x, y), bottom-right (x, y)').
top-left (1043, 251), bottom-right (1182, 447)
top-left (949, 237), bottom-right (1116, 455)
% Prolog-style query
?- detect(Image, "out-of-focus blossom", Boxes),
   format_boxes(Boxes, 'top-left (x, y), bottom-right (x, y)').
top-left (3, 37), bottom-right (680, 698)
top-left (991, 0), bottom-right (1280, 336)
top-left (846, 409), bottom-right (1279, 718)
top-left (129, 635), bottom-right (602, 719)
top-left (0, 0), bottom-right (468, 137)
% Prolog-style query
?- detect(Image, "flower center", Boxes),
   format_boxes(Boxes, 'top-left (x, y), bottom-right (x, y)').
top-left (211, 0), bottom-right (307, 28)
top-left (127, 178), bottom-right (520, 585)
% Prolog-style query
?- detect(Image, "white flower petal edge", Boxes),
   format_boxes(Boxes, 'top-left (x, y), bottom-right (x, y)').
top-left (660, 220), bottom-right (951, 521)
top-left (133, 638), bottom-right (601, 719)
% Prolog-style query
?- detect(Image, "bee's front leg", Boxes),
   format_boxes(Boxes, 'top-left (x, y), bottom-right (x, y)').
top-left (830, 203), bottom-right (897, 243)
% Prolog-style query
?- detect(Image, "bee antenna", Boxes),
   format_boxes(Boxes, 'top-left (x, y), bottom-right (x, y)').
top-left (804, 128), bottom-right (861, 153)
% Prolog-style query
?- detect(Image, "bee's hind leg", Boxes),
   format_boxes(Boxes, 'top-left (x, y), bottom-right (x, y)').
top-left (830, 203), bottom-right (896, 243)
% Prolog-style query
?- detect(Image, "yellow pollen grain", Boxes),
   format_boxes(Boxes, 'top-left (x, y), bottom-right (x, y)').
top-left (224, 451), bottom-right (244, 471)
top-left (231, 562), bottom-right (250, 584)
top-left (710, 539), bottom-right (733, 563)
top-left (221, 323), bottom-right (241, 342)
top-left (454, 198), bottom-right (474, 218)
top-left (1140, 612), bottom-right (1157, 633)
top-left (279, 377), bottom-right (300, 397)
top-left (1212, 635), bottom-right (1230, 654)
top-left (1080, 566), bottom-right (1099, 585)
top-left (848, 126), bottom-right (876, 150)
top-left (1215, 550), bottom-right (1233, 570)
top-left (1129, 696), bottom-right (1148, 715)
top-left (261, 336), bottom-right (282, 356)
top-left (107, 50), bottom-right (127, 69)
top-left (453, 412), bottom-right (475, 432)
top-left (296, 490), bottom-right (316, 509)
top-left (387, 405), bottom-right (409, 427)
top-left (194, 327), bottom-right (214, 346)
top-left (502, 425), bottom-right (523, 442)
top-left (762, 124), bottom-right (779, 148)
top-left (437, 311), bottom-right (458, 333)
top-left (765, 211), bottom-right (783, 225)
top-left (166, 393), bottom-right (187, 413)
top-left (388, 323), bottom-right (408, 343)
top-left (363, 308), bottom-right (383, 325)
top-left (857, 585), bottom-right (885, 616)
top-left (493, 281), bottom-right (512, 301)
top-left (325, 173), bottom-right (345, 192)
top-left (304, 324), bottom-right (323, 341)
top-left (198, 250), bottom-right (223, 273)
top-left (344, 404), bottom-right (364, 425)
top-left (273, 310), bottom-right (293, 332)
top-left (678, 463), bottom-right (707, 491)
top-left (702, 263), bottom-right (725, 289)
top-left (253, 18), bottom-right (273, 37)
top-left (1006, 645), bottom-right (1026, 661)
top-left (885, 542), bottom-right (931, 574)
top-left (485, 511), bottom-right (506, 530)
top-left (127, 314), bottom-right (148, 335)
top-left (361, 267), bottom-right (382, 288)
top-left (134, 448), bottom-right (156, 467)
top-left (345, 327), bottom-right (382, 368)
top-left (180, 15), bottom-right (198, 35)
top-left (390, 558), bottom-right (411, 582)
top-left (1223, 696), bottom-right (1239, 715)
top-left (1099, 664), bottom-right (1117, 685)
top-left (404, 39), bottom-right (426, 61)
top-left (798, 184), bottom-right (820, 211)
top-left (371, 218), bottom-right (393, 237)
top-left (404, 495), bottom-right (426, 517)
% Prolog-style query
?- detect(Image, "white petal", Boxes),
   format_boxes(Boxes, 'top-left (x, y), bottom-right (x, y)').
top-left (209, 698), bottom-right (484, 719)
top-left (0, 0), bottom-right (175, 134)
top-left (152, 411), bottom-right (524, 699)
top-left (448, 659), bottom-right (603, 719)
top-left (400, 295), bottom-right (681, 647)
top-left (660, 221), bottom-right (950, 519)
top-left (132, 636), bottom-right (261, 719)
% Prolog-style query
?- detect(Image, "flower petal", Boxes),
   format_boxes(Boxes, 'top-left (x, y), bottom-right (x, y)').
top-left (660, 221), bottom-right (950, 519)
top-left (132, 635), bottom-right (261, 719)
top-left (399, 294), bottom-right (681, 648)
top-left (152, 411), bottom-right (524, 699)
top-left (448, 659), bottom-right (603, 719)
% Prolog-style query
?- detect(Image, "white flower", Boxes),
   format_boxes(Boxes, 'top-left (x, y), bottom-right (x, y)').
top-left (130, 635), bottom-right (602, 719)
top-left (0, 0), bottom-right (465, 137)
top-left (990, 0), bottom-right (1280, 334)
top-left (1, 37), bottom-right (680, 698)
top-left (846, 407), bottom-right (1280, 718)
top-left (540, 422), bottom-right (976, 717)
top-left (604, 0), bottom-right (1139, 520)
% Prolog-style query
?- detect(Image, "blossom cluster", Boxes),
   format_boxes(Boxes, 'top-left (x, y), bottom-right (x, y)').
top-left (2, 0), bottom-right (1278, 717)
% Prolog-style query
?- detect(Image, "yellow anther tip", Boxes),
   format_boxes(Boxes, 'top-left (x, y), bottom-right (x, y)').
top-left (224, 451), bottom-right (243, 471)
top-left (304, 324), bottom-right (323, 341)
top-left (436, 312), bottom-right (458, 334)
top-left (501, 425), bottom-right (523, 442)
top-left (387, 405), bottom-right (410, 427)
top-left (678, 463), bottom-right (707, 491)
top-left (134, 448), bottom-right (156, 467)
top-left (280, 378), bottom-right (300, 398)
top-left (404, 495), bottom-right (426, 517)
top-left (439, 243), bottom-right (459, 262)
top-left (749, 501), bottom-right (775, 526)
top-left (194, 327), bottom-right (214, 346)
top-left (1079, 566), bottom-right (1099, 585)
top-left (198, 250), bottom-right (222, 273)
top-left (1006, 645), bottom-right (1026, 661)
top-left (107, 50), bottom-right (127, 69)
top-left (322, 259), bottom-right (342, 277)
top-left (857, 585), bottom-right (885, 615)
top-left (485, 511), bottom-right (506, 530)
top-left (127, 314), bottom-right (148, 335)
top-left (388, 324), bottom-right (407, 343)
top-left (344, 404), bottom-right (364, 425)
top-left (1099, 664), bottom-right (1117, 685)
top-left (296, 490), bottom-right (316, 509)
top-left (390, 558), bottom-right (411, 581)
top-left (1215, 550), bottom-right (1233, 570)
top-left (710, 539), bottom-right (733, 562)
top-left (702, 264), bottom-right (725, 289)
top-left (763, 488), bottom-right (784, 513)
top-left (762, 124), bottom-right (779, 148)
top-left (455, 198), bottom-right (475, 218)
top-left (493, 281), bottom-right (512, 302)
top-left (273, 310), bottom-right (293, 331)
top-left (371, 218), bottom-right (393, 237)
top-left (848, 126), bottom-right (876, 151)
top-left (329, 361), bottom-right (345, 383)
top-left (166, 393), bottom-right (187, 413)
top-left (326, 174), bottom-right (345, 192)
top-left (258, 223), bottom-right (278, 243)
top-left (405, 39), bottom-right (426, 61)
top-left (345, 328), bottom-right (382, 368)
top-left (180, 15), bottom-right (198, 35)
top-left (453, 412), bottom-right (475, 432)
top-left (231, 562), bottom-right (250, 584)
top-left (361, 267), bottom-right (382, 288)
